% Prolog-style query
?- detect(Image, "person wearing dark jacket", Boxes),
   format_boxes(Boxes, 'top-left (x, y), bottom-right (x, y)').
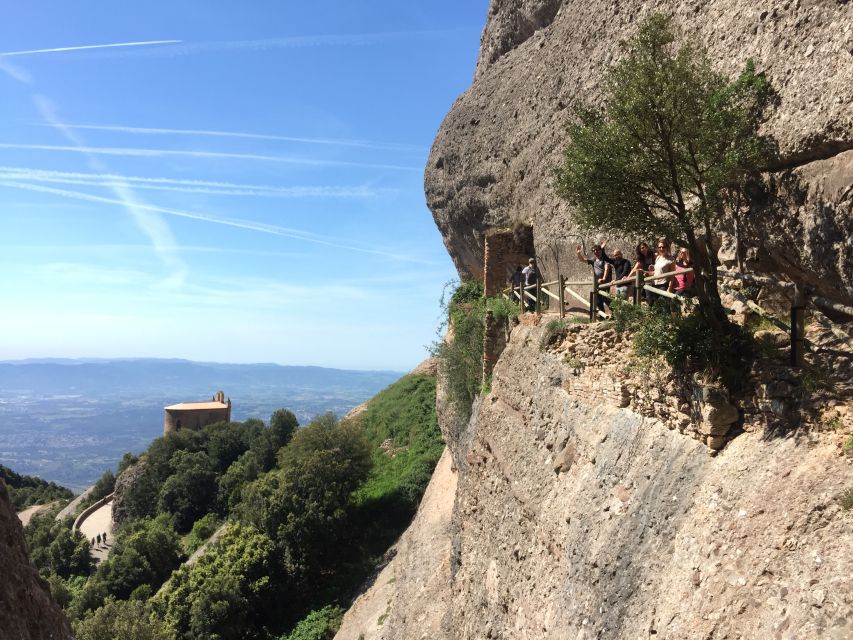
top-left (610, 249), bottom-right (632, 297)
top-left (576, 244), bottom-right (612, 314)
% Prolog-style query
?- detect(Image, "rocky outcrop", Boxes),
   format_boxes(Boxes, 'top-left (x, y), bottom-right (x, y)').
top-left (0, 479), bottom-right (73, 640)
top-left (443, 322), bottom-right (852, 639)
top-left (425, 0), bottom-right (853, 300)
top-left (110, 458), bottom-right (149, 527)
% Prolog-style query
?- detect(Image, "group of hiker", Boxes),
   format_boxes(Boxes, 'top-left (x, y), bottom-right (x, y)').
top-left (510, 237), bottom-right (695, 314)
top-left (90, 532), bottom-right (109, 547)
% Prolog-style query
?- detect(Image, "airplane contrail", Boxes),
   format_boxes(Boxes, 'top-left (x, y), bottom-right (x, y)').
top-left (0, 142), bottom-right (420, 172)
top-left (0, 166), bottom-right (386, 198)
top-left (0, 180), bottom-right (434, 264)
top-left (33, 122), bottom-right (425, 153)
top-left (0, 40), bottom-right (182, 57)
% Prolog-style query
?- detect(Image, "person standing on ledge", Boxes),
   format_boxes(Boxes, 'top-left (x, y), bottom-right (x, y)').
top-left (576, 243), bottom-right (613, 314)
top-left (510, 265), bottom-right (524, 303)
top-left (521, 258), bottom-right (538, 312)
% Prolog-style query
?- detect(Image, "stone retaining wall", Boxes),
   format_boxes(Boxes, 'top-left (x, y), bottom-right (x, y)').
top-left (548, 321), bottom-right (804, 450)
top-left (72, 492), bottom-right (113, 533)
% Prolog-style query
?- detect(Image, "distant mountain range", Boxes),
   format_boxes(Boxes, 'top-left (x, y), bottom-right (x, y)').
top-left (0, 358), bottom-right (404, 491)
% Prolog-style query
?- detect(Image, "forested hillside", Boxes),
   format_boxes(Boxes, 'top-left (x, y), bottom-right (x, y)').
top-left (1, 464), bottom-right (73, 511)
top-left (22, 370), bottom-right (441, 640)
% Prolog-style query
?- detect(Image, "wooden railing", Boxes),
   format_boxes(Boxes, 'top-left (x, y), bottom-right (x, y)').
top-left (504, 266), bottom-right (853, 367)
top-left (505, 267), bottom-right (695, 321)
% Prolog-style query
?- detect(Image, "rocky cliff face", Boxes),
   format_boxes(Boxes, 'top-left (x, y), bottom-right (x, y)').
top-left (0, 479), bottom-right (73, 640)
top-left (336, 5), bottom-right (853, 637)
top-left (441, 321), bottom-right (852, 639)
top-left (338, 319), bottom-right (852, 640)
top-left (425, 0), bottom-right (852, 300)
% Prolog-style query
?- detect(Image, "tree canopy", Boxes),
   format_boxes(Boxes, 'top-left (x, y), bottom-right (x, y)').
top-left (554, 13), bottom-right (776, 320)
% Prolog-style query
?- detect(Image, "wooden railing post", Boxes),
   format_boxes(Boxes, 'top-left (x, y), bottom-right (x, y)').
top-left (591, 273), bottom-right (599, 322)
top-left (559, 275), bottom-right (566, 319)
top-left (633, 270), bottom-right (642, 305)
top-left (535, 278), bottom-right (541, 313)
top-left (791, 283), bottom-right (806, 367)
top-left (517, 283), bottom-right (524, 311)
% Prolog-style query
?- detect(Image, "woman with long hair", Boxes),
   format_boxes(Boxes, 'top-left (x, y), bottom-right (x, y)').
top-left (673, 247), bottom-right (695, 297)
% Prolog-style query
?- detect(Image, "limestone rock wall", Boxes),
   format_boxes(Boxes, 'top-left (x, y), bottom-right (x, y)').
top-left (425, 0), bottom-right (853, 300)
top-left (441, 322), bottom-right (852, 639)
top-left (0, 479), bottom-right (73, 640)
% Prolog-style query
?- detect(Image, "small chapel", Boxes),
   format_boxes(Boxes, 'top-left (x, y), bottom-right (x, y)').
top-left (163, 390), bottom-right (232, 436)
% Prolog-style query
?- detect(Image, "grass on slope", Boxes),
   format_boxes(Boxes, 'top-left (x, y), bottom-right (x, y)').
top-left (351, 373), bottom-right (443, 513)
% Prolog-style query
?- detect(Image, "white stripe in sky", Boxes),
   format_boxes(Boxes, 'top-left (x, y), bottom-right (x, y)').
top-left (0, 180), bottom-right (434, 264)
top-left (33, 123), bottom-right (425, 153)
top-left (0, 40), bottom-right (182, 57)
top-left (0, 30), bottom-right (455, 59)
top-left (0, 143), bottom-right (420, 172)
top-left (0, 167), bottom-right (388, 198)
top-left (32, 95), bottom-right (188, 287)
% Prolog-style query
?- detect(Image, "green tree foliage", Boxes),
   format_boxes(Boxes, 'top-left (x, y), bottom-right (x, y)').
top-left (279, 605), bottom-right (343, 640)
top-left (554, 14), bottom-right (776, 322)
top-left (48, 527), bottom-right (94, 579)
top-left (76, 469), bottom-right (117, 514)
top-left (181, 512), bottom-right (221, 555)
top-left (73, 598), bottom-right (175, 640)
top-left (118, 452), bottom-right (139, 475)
top-left (217, 449), bottom-right (262, 514)
top-left (1, 464), bottom-right (73, 511)
top-left (157, 451), bottom-right (217, 532)
top-left (154, 524), bottom-right (278, 640)
top-left (270, 408), bottom-right (299, 450)
top-left (26, 391), bottom-right (441, 640)
top-left (24, 514), bottom-right (92, 579)
top-left (241, 414), bottom-right (371, 580)
top-left (77, 514), bottom-right (184, 614)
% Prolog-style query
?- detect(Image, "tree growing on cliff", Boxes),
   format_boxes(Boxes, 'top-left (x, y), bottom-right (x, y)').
top-left (554, 14), bottom-right (776, 323)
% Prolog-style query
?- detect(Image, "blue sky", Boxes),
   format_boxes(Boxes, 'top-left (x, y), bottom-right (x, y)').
top-left (0, 1), bottom-right (487, 371)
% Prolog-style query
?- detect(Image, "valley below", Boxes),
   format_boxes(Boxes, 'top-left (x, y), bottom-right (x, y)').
top-left (0, 358), bottom-right (402, 490)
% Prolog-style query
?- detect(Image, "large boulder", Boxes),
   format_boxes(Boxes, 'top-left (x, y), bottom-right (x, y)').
top-left (0, 479), bottom-right (73, 640)
top-left (425, 0), bottom-right (853, 300)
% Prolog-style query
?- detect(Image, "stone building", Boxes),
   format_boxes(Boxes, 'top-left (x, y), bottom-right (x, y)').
top-left (163, 390), bottom-right (231, 436)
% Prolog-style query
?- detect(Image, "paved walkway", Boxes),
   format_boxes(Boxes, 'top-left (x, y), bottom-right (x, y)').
top-left (17, 502), bottom-right (58, 527)
top-left (79, 499), bottom-right (114, 563)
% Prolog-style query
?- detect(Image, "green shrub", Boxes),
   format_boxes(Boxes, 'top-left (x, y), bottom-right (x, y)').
top-left (487, 295), bottom-right (520, 323)
top-left (843, 436), bottom-right (853, 455)
top-left (280, 605), bottom-right (343, 640)
top-left (433, 281), bottom-right (486, 418)
top-left (432, 281), bottom-right (521, 418)
top-left (73, 598), bottom-right (175, 640)
top-left (610, 298), bottom-right (753, 390)
top-left (182, 513), bottom-right (221, 555)
top-left (839, 488), bottom-right (853, 511)
top-left (541, 318), bottom-right (569, 349)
